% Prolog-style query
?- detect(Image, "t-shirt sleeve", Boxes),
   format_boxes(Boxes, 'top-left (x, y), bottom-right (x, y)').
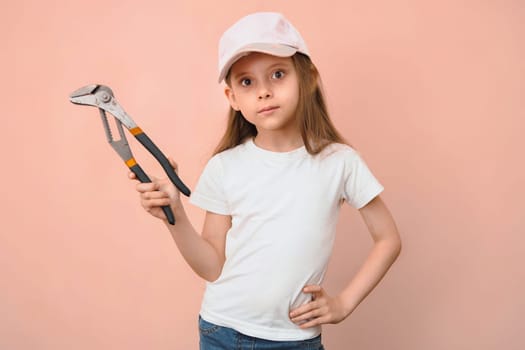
top-left (343, 149), bottom-right (384, 209)
top-left (189, 155), bottom-right (230, 215)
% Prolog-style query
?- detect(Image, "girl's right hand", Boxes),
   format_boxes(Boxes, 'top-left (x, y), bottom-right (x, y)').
top-left (128, 157), bottom-right (182, 222)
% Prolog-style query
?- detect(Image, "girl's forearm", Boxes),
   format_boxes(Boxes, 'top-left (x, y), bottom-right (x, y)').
top-left (339, 238), bottom-right (401, 317)
top-left (163, 205), bottom-right (223, 282)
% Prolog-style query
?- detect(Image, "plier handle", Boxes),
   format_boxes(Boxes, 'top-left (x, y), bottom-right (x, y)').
top-left (69, 84), bottom-right (191, 225)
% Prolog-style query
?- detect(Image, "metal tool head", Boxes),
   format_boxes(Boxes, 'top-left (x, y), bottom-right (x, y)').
top-left (69, 84), bottom-right (136, 129)
top-left (69, 84), bottom-right (114, 106)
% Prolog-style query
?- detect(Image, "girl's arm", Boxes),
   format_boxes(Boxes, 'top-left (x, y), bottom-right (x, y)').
top-left (130, 160), bottom-right (231, 283)
top-left (290, 195), bottom-right (401, 327)
top-left (163, 205), bottom-right (231, 282)
top-left (337, 195), bottom-right (402, 315)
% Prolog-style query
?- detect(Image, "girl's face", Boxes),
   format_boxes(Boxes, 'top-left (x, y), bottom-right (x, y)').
top-left (225, 52), bottom-right (300, 138)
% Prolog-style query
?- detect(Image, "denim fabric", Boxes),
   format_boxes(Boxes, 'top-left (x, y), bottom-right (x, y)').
top-left (199, 315), bottom-right (325, 350)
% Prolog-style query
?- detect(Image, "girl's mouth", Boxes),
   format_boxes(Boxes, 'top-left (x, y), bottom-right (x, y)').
top-left (257, 106), bottom-right (279, 115)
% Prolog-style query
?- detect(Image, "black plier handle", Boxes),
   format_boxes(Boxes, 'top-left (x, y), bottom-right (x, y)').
top-left (69, 84), bottom-right (191, 225)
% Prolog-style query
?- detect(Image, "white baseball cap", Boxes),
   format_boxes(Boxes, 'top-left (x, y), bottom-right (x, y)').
top-left (217, 12), bottom-right (310, 83)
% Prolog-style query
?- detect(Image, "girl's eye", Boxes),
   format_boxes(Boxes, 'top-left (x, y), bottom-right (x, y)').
top-left (240, 78), bottom-right (251, 86)
top-left (272, 70), bottom-right (285, 79)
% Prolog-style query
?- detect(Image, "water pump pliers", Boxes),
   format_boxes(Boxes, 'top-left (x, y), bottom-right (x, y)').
top-left (69, 84), bottom-right (191, 225)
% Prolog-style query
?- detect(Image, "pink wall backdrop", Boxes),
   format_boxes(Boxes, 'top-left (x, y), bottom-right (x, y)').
top-left (2, 0), bottom-right (523, 349)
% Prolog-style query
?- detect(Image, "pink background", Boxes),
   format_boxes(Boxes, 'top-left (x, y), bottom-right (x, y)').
top-left (2, 0), bottom-right (523, 349)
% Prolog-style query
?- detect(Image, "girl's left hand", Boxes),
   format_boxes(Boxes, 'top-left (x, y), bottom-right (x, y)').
top-left (289, 285), bottom-right (348, 329)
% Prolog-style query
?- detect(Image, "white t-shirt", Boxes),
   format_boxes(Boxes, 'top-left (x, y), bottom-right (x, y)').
top-left (189, 137), bottom-right (384, 341)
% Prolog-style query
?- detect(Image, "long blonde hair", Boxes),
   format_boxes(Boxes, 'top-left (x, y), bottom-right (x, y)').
top-left (213, 53), bottom-right (349, 155)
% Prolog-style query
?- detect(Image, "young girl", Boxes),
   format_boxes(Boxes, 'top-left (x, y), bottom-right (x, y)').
top-left (129, 12), bottom-right (401, 350)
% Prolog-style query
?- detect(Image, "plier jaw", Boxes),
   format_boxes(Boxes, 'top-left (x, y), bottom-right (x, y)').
top-left (69, 84), bottom-right (137, 129)
top-left (69, 84), bottom-right (99, 101)
top-left (69, 84), bottom-right (191, 225)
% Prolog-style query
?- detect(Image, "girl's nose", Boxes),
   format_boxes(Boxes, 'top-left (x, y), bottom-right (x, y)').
top-left (257, 84), bottom-right (272, 100)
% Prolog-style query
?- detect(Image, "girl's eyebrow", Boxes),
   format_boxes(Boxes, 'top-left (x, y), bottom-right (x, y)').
top-left (231, 71), bottom-right (249, 80)
top-left (267, 62), bottom-right (292, 71)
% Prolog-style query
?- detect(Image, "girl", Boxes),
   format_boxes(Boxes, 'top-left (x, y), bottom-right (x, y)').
top-left (129, 12), bottom-right (401, 350)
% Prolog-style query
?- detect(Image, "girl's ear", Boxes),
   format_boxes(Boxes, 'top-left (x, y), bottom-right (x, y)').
top-left (224, 86), bottom-right (240, 111)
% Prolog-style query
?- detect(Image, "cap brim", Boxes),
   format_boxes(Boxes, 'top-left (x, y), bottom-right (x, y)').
top-left (218, 43), bottom-right (298, 83)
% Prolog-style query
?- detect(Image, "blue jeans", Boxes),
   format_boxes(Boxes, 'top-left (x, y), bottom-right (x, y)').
top-left (199, 315), bottom-right (325, 350)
